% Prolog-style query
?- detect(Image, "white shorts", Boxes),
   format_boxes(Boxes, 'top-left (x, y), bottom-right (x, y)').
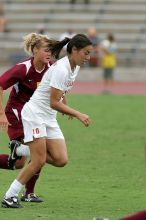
top-left (21, 103), bottom-right (64, 143)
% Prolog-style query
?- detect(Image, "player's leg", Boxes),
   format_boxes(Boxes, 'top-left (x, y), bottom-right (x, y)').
top-left (45, 124), bottom-right (68, 167)
top-left (7, 107), bottom-right (46, 203)
top-left (21, 121), bottom-right (67, 201)
top-left (8, 140), bottom-right (26, 169)
top-left (0, 141), bottom-right (26, 170)
top-left (21, 168), bottom-right (43, 203)
top-left (46, 138), bottom-right (68, 167)
top-left (8, 140), bottom-right (44, 202)
top-left (0, 154), bottom-right (10, 169)
top-left (2, 137), bottom-right (46, 208)
top-left (0, 132), bottom-right (24, 170)
top-left (17, 138), bottom-right (46, 184)
top-left (7, 124), bottom-right (43, 202)
top-left (0, 109), bottom-right (27, 170)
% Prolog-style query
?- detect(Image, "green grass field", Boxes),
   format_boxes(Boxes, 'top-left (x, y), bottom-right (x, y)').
top-left (0, 94), bottom-right (146, 220)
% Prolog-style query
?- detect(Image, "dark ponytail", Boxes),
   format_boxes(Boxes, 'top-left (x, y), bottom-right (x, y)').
top-left (51, 37), bottom-right (70, 59)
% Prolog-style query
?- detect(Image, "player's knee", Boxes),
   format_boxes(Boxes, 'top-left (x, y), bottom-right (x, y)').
top-left (55, 156), bottom-right (68, 167)
top-left (31, 157), bottom-right (46, 170)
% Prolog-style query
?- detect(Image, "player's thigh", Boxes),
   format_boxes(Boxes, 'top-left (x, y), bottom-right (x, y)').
top-left (46, 138), bottom-right (68, 160)
top-left (45, 122), bottom-right (67, 160)
top-left (27, 138), bottom-right (47, 164)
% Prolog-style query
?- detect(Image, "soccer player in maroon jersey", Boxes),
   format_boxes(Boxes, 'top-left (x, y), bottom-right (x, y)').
top-left (0, 32), bottom-right (69, 203)
top-left (121, 210), bottom-right (146, 220)
top-left (95, 210), bottom-right (146, 220)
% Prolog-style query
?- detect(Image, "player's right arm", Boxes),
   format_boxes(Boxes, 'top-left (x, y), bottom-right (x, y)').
top-left (0, 64), bottom-right (26, 131)
top-left (50, 87), bottom-right (91, 127)
top-left (0, 64), bottom-right (26, 90)
top-left (48, 65), bottom-right (91, 127)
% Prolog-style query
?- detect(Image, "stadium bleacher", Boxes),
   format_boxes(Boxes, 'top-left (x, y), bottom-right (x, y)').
top-left (0, 0), bottom-right (146, 68)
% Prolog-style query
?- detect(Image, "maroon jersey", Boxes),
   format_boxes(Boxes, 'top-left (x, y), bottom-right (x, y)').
top-left (0, 58), bottom-right (50, 140)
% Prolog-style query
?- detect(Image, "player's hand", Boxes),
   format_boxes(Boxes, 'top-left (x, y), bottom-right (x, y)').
top-left (76, 112), bottom-right (91, 127)
top-left (0, 113), bottom-right (11, 131)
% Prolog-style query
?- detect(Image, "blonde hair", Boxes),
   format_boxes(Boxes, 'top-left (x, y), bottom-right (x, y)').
top-left (23, 32), bottom-right (70, 59)
top-left (23, 33), bottom-right (49, 56)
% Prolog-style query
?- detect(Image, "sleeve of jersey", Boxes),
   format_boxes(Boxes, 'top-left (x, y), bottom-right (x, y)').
top-left (0, 64), bottom-right (26, 90)
top-left (49, 69), bottom-right (67, 91)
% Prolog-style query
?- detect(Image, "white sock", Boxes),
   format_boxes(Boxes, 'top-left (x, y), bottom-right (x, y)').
top-left (16, 144), bottom-right (30, 156)
top-left (5, 179), bottom-right (24, 199)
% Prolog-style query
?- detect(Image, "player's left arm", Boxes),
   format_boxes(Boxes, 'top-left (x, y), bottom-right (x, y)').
top-left (61, 95), bottom-right (73, 119)
top-left (62, 95), bottom-right (67, 105)
top-left (0, 86), bottom-right (11, 131)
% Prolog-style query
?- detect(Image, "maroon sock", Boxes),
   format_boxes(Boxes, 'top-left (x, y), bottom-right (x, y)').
top-left (0, 154), bottom-right (10, 169)
top-left (25, 168), bottom-right (41, 195)
top-left (122, 210), bottom-right (146, 220)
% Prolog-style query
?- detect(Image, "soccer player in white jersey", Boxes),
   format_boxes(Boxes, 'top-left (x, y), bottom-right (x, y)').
top-left (2, 34), bottom-right (93, 208)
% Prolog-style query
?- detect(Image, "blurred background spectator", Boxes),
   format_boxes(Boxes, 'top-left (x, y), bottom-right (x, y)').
top-left (0, 0), bottom-right (146, 81)
top-left (0, 3), bottom-right (7, 33)
top-left (100, 33), bottom-right (117, 93)
top-left (87, 26), bottom-right (101, 67)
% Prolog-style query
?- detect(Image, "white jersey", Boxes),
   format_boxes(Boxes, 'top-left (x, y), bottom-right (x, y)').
top-left (25, 56), bottom-right (80, 121)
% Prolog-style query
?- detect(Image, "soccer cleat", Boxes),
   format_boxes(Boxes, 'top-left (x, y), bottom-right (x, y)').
top-left (1, 197), bottom-right (23, 208)
top-left (8, 140), bottom-right (21, 169)
top-left (20, 193), bottom-right (44, 203)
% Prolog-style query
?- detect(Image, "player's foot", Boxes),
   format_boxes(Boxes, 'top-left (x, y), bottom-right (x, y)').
top-left (1, 197), bottom-right (23, 208)
top-left (20, 193), bottom-right (44, 203)
top-left (8, 140), bottom-right (21, 169)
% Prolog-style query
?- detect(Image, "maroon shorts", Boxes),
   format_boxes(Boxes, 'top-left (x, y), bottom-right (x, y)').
top-left (5, 107), bottom-right (24, 141)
